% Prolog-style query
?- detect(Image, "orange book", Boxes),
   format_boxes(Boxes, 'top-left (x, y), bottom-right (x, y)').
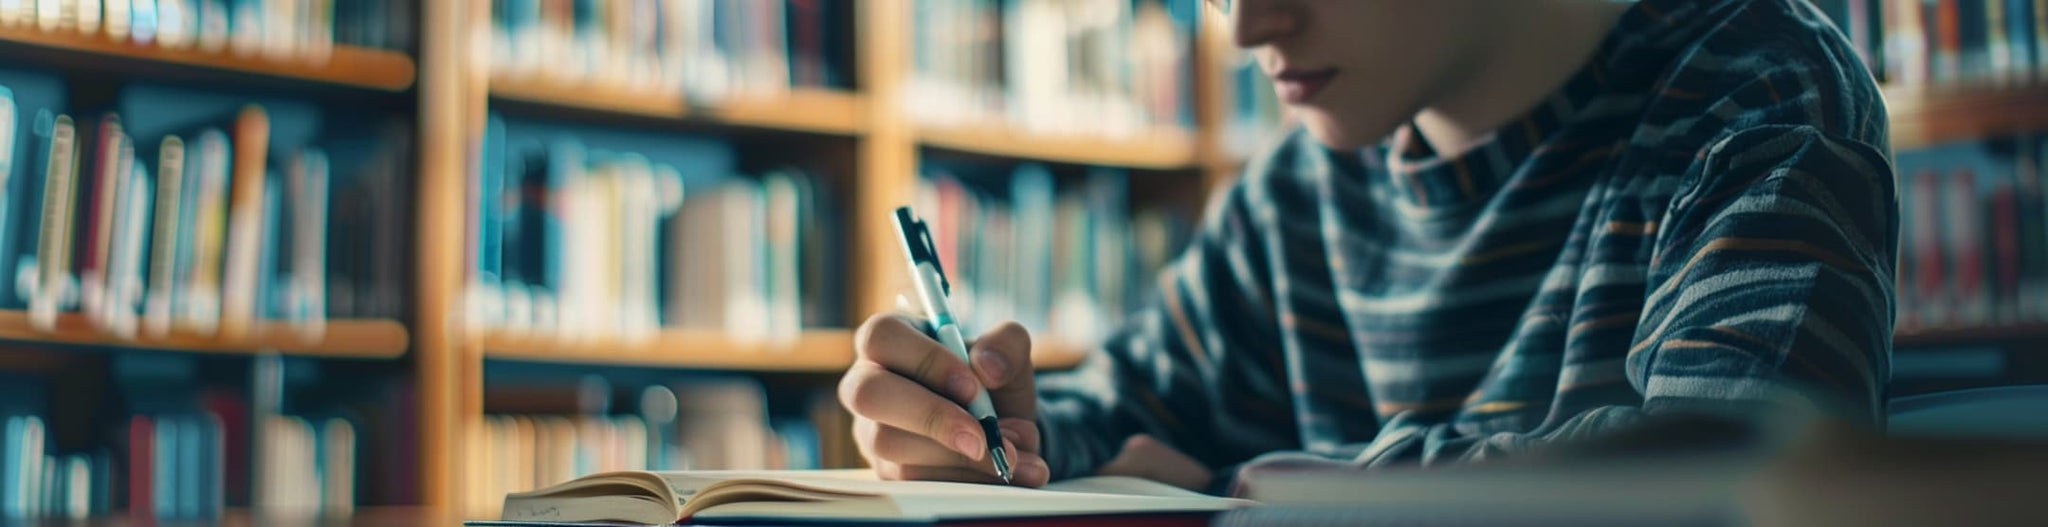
top-left (217, 105), bottom-right (270, 340)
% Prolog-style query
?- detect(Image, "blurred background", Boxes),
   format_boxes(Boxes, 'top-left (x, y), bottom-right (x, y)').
top-left (0, 0), bottom-right (2037, 524)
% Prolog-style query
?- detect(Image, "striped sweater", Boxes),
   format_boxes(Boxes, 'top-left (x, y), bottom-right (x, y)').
top-left (1035, 0), bottom-right (1897, 485)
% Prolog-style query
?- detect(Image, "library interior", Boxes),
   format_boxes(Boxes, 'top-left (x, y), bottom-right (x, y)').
top-left (0, 0), bottom-right (2041, 525)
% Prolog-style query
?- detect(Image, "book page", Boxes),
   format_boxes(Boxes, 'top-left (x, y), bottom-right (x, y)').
top-left (653, 471), bottom-right (1250, 521)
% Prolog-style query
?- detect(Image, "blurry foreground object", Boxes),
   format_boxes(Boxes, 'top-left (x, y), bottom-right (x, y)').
top-left (1218, 387), bottom-right (2048, 527)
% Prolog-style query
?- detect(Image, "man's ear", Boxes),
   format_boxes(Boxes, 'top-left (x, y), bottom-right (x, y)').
top-left (1095, 434), bottom-right (1215, 491)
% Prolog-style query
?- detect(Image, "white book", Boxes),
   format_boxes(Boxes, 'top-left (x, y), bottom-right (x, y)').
top-left (143, 136), bottom-right (185, 338)
top-left (500, 470), bottom-right (1247, 525)
top-left (102, 0), bottom-right (128, 39)
top-left (29, 115), bottom-right (78, 331)
top-left (104, 160), bottom-right (152, 339)
top-left (287, 150), bottom-right (327, 341)
top-left (75, 0), bottom-right (97, 34)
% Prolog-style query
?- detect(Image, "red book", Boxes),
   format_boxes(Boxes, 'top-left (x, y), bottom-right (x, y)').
top-left (199, 389), bottom-right (250, 506)
top-left (1947, 168), bottom-right (1985, 325)
top-left (1935, 0), bottom-right (1963, 80)
top-left (1911, 170), bottom-right (1948, 326)
top-left (1991, 183), bottom-right (2021, 324)
top-left (127, 415), bottom-right (153, 518)
top-left (78, 113), bottom-right (126, 322)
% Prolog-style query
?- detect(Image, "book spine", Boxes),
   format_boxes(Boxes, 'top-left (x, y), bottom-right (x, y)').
top-left (218, 105), bottom-right (270, 340)
top-left (30, 114), bottom-right (78, 331)
top-left (144, 137), bottom-right (186, 337)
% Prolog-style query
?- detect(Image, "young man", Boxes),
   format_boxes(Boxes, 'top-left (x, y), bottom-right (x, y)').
top-left (839, 0), bottom-right (1895, 492)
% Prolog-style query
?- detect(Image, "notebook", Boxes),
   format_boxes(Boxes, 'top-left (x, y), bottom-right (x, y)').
top-left (487, 469), bottom-right (1250, 525)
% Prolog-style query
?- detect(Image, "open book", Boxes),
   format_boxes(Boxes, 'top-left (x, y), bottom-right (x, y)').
top-left (495, 470), bottom-right (1252, 524)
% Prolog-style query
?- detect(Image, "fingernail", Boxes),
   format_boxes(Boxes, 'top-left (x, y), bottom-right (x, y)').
top-left (948, 372), bottom-right (979, 402)
top-left (953, 430), bottom-right (984, 460)
top-left (974, 350), bottom-right (1008, 382)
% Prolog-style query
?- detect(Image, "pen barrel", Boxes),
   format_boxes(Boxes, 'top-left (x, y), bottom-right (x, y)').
top-left (935, 322), bottom-right (1000, 419)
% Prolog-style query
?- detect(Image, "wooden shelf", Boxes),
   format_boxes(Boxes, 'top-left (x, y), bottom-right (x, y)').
top-left (489, 76), bottom-right (868, 135)
top-left (1895, 324), bottom-right (2048, 347)
top-left (916, 122), bottom-right (1202, 169)
top-left (35, 507), bottom-right (451, 526)
top-left (0, 310), bottom-right (408, 358)
top-left (0, 26), bottom-right (415, 91)
top-left (484, 329), bottom-right (857, 371)
top-left (1886, 83), bottom-right (2048, 149)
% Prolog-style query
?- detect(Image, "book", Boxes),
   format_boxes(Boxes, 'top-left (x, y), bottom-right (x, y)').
top-left (495, 470), bottom-right (1249, 525)
top-left (217, 104), bottom-right (269, 340)
top-left (27, 113), bottom-right (78, 331)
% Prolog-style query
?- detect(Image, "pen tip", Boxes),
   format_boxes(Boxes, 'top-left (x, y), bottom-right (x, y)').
top-left (990, 447), bottom-right (1013, 485)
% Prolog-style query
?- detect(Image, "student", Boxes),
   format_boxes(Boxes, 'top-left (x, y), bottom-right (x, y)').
top-left (840, 0), bottom-right (1894, 492)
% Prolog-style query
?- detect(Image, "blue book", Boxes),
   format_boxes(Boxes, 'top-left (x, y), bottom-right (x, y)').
top-left (478, 116), bottom-right (506, 326)
top-left (1010, 164), bottom-right (1055, 333)
top-left (153, 416), bottom-right (177, 518)
top-left (2009, 0), bottom-right (2036, 75)
top-left (254, 168), bottom-right (283, 324)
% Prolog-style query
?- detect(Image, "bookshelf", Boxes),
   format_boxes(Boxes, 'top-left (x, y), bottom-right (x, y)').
top-left (0, 26), bottom-right (415, 91)
top-left (1895, 324), bottom-right (2048, 348)
top-left (916, 122), bottom-right (1203, 169)
top-left (1886, 84), bottom-right (2048, 149)
top-left (484, 329), bottom-right (858, 372)
top-left (489, 81), bottom-right (869, 135)
top-left (0, 311), bottom-right (408, 358)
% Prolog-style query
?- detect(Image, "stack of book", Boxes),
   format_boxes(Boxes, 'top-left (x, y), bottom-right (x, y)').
top-left (0, 354), bottom-right (367, 521)
top-left (907, 0), bottom-right (1199, 138)
top-left (469, 379), bottom-right (830, 514)
top-left (468, 116), bottom-right (840, 345)
top-left (0, 0), bottom-right (415, 58)
top-left (0, 73), bottom-right (411, 342)
top-left (2, 414), bottom-right (113, 520)
top-left (914, 164), bottom-right (1191, 347)
top-left (1813, 0), bottom-right (2048, 87)
top-left (489, 0), bottom-right (852, 101)
top-left (1893, 136), bottom-right (2048, 333)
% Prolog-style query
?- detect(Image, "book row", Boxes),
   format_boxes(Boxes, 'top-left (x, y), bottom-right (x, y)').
top-left (1811, 0), bottom-right (2048, 86)
top-left (0, 411), bottom-right (356, 519)
top-left (489, 0), bottom-right (852, 101)
top-left (0, 0), bottom-right (415, 58)
top-left (915, 164), bottom-right (1190, 347)
top-left (1893, 136), bottom-right (2048, 331)
top-left (468, 377), bottom-right (837, 514)
top-left (0, 71), bottom-right (410, 342)
top-left (907, 0), bottom-right (1200, 139)
top-left (468, 116), bottom-right (840, 343)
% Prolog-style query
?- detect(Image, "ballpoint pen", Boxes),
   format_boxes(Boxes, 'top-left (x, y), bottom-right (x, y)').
top-left (892, 206), bottom-right (1012, 484)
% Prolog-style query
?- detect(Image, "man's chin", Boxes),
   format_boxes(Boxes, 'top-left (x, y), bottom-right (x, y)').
top-left (1298, 111), bottom-right (1395, 152)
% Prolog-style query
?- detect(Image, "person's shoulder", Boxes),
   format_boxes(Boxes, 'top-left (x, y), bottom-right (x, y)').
top-left (1634, 0), bottom-right (1887, 150)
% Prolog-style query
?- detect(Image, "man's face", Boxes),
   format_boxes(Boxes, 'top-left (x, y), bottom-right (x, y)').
top-left (1219, 0), bottom-right (1480, 150)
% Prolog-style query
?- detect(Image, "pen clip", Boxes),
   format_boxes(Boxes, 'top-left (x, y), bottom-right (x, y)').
top-left (892, 206), bottom-right (951, 297)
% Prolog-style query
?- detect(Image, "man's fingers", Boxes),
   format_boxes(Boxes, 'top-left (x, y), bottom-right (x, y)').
top-left (997, 417), bottom-right (1041, 454)
top-left (969, 322), bottom-right (1036, 420)
top-left (856, 313), bottom-right (980, 404)
top-left (1095, 435), bottom-right (1214, 492)
top-left (866, 422), bottom-right (975, 467)
top-left (839, 361), bottom-right (987, 461)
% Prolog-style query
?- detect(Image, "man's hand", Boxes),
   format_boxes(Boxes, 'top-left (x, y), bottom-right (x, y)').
top-left (840, 313), bottom-right (1052, 486)
top-left (1097, 435), bottom-right (1215, 492)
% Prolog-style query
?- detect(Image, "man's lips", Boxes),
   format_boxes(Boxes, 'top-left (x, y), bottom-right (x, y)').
top-left (1272, 69), bottom-right (1337, 104)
